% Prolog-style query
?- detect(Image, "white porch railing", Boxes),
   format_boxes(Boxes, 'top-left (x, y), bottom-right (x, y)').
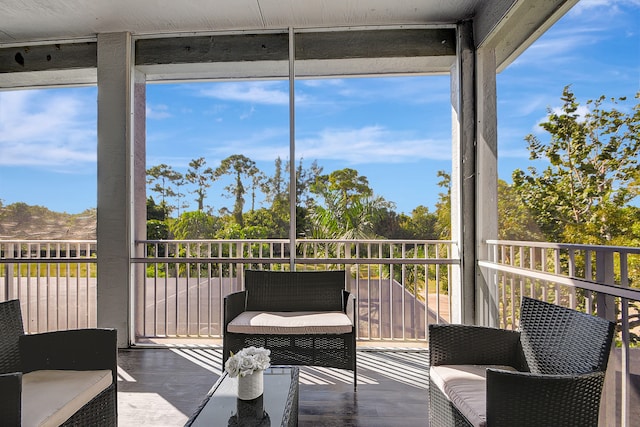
top-left (0, 240), bottom-right (97, 333)
top-left (479, 240), bottom-right (640, 427)
top-left (132, 239), bottom-right (457, 342)
top-left (0, 239), bottom-right (457, 342)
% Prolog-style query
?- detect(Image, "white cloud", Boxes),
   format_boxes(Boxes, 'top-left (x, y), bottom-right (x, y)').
top-left (146, 103), bottom-right (171, 119)
top-left (199, 81), bottom-right (289, 105)
top-left (0, 90), bottom-right (96, 169)
top-left (499, 148), bottom-right (532, 159)
top-left (570, 0), bottom-right (640, 16)
top-left (297, 126), bottom-right (451, 164)
top-left (301, 79), bottom-right (345, 88)
top-left (204, 125), bottom-right (450, 164)
top-left (501, 94), bottom-right (551, 117)
top-left (240, 106), bottom-right (256, 120)
top-left (512, 28), bottom-right (602, 68)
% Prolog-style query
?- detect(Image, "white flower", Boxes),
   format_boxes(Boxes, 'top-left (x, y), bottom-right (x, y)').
top-left (225, 346), bottom-right (271, 377)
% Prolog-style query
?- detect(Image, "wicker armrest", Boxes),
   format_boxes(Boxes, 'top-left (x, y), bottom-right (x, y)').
top-left (486, 369), bottom-right (605, 427)
top-left (224, 291), bottom-right (247, 327)
top-left (342, 290), bottom-right (356, 325)
top-left (0, 372), bottom-right (22, 426)
top-left (19, 329), bottom-right (117, 380)
top-left (429, 324), bottom-right (523, 367)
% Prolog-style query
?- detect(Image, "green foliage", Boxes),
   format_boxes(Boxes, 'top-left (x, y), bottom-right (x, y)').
top-left (146, 163), bottom-right (183, 217)
top-left (512, 87), bottom-right (639, 244)
top-left (497, 180), bottom-right (544, 241)
top-left (147, 219), bottom-right (169, 240)
top-left (434, 171), bottom-right (451, 239)
top-left (243, 208), bottom-right (287, 238)
top-left (399, 205), bottom-right (438, 240)
top-left (306, 167), bottom-right (397, 239)
top-left (185, 157), bottom-right (216, 212)
top-left (215, 154), bottom-right (263, 227)
top-left (146, 197), bottom-right (166, 221)
top-left (311, 168), bottom-right (373, 208)
top-left (170, 210), bottom-right (219, 239)
top-left (372, 209), bottom-right (406, 239)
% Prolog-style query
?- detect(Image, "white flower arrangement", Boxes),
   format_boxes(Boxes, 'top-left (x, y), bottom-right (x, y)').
top-left (225, 346), bottom-right (271, 378)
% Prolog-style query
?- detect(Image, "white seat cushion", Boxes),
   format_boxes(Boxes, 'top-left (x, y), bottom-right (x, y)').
top-left (430, 364), bottom-right (518, 427)
top-left (22, 369), bottom-right (113, 427)
top-left (227, 311), bottom-right (353, 335)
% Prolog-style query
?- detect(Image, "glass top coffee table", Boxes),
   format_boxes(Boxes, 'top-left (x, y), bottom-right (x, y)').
top-left (185, 367), bottom-right (299, 427)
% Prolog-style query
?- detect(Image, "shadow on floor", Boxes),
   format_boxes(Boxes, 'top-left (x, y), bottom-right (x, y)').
top-left (116, 348), bottom-right (429, 426)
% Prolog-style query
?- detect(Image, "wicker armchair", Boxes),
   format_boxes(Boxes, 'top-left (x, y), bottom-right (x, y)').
top-left (428, 296), bottom-right (615, 427)
top-left (223, 270), bottom-right (357, 387)
top-left (0, 299), bottom-right (117, 426)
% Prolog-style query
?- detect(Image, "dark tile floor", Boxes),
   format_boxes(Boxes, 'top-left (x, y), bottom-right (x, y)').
top-left (117, 347), bottom-right (429, 426)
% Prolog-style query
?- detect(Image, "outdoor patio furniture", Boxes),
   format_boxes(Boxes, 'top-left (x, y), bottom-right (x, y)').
top-left (0, 299), bottom-right (117, 426)
top-left (223, 269), bottom-right (357, 388)
top-left (185, 367), bottom-right (299, 427)
top-left (428, 296), bottom-right (616, 427)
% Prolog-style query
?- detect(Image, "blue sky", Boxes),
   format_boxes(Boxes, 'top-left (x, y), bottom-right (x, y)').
top-left (0, 0), bottom-right (638, 215)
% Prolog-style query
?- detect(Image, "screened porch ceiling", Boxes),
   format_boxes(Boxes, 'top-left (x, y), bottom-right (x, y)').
top-left (0, 0), bottom-right (577, 87)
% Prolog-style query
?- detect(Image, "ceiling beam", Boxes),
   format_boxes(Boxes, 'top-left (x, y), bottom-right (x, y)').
top-left (136, 28), bottom-right (456, 66)
top-left (296, 29), bottom-right (455, 60)
top-left (1, 28), bottom-right (457, 87)
top-left (0, 42), bottom-right (96, 73)
top-left (135, 33), bottom-right (289, 65)
top-left (137, 28), bottom-right (456, 81)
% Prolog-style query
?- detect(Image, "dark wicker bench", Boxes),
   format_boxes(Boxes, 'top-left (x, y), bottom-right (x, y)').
top-left (223, 270), bottom-right (357, 388)
top-left (0, 299), bottom-right (118, 426)
top-left (428, 296), bottom-right (615, 427)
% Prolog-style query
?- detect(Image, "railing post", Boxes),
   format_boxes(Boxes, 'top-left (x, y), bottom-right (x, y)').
top-left (595, 248), bottom-right (616, 426)
top-left (345, 241), bottom-right (353, 294)
top-left (236, 242), bottom-right (244, 292)
top-left (619, 253), bottom-right (630, 427)
top-left (4, 243), bottom-right (15, 300)
top-left (595, 249), bottom-right (616, 320)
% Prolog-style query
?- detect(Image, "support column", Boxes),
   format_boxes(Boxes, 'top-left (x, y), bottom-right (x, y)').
top-left (450, 21), bottom-right (476, 325)
top-left (132, 69), bottom-right (147, 343)
top-left (97, 32), bottom-right (136, 347)
top-left (475, 46), bottom-right (499, 327)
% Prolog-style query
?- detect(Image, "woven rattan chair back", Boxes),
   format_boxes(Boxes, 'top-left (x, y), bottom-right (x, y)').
top-left (0, 299), bottom-right (24, 374)
top-left (518, 296), bottom-right (615, 375)
top-left (244, 269), bottom-right (346, 312)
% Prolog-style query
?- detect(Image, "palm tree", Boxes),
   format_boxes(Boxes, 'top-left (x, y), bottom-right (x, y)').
top-left (309, 192), bottom-right (392, 239)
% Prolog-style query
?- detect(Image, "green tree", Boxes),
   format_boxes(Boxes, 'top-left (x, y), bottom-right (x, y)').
top-left (373, 209), bottom-right (405, 239)
top-left (146, 163), bottom-right (183, 217)
top-left (308, 168), bottom-right (392, 239)
top-left (294, 158), bottom-right (323, 208)
top-left (311, 168), bottom-right (373, 208)
top-left (264, 157), bottom-right (287, 206)
top-left (173, 176), bottom-right (189, 216)
top-left (215, 154), bottom-right (262, 227)
top-left (170, 210), bottom-right (219, 239)
top-left (512, 87), bottom-right (639, 243)
top-left (265, 157), bottom-right (324, 237)
top-left (146, 197), bottom-right (166, 221)
top-left (497, 179), bottom-right (544, 241)
top-left (147, 219), bottom-right (169, 241)
top-left (309, 194), bottom-right (392, 239)
top-left (399, 205), bottom-right (438, 240)
top-left (185, 157), bottom-right (215, 212)
top-left (243, 208), bottom-right (285, 238)
top-left (434, 171), bottom-right (451, 239)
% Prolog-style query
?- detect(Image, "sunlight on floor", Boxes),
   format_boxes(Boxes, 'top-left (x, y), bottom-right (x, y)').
top-left (118, 392), bottom-right (188, 427)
